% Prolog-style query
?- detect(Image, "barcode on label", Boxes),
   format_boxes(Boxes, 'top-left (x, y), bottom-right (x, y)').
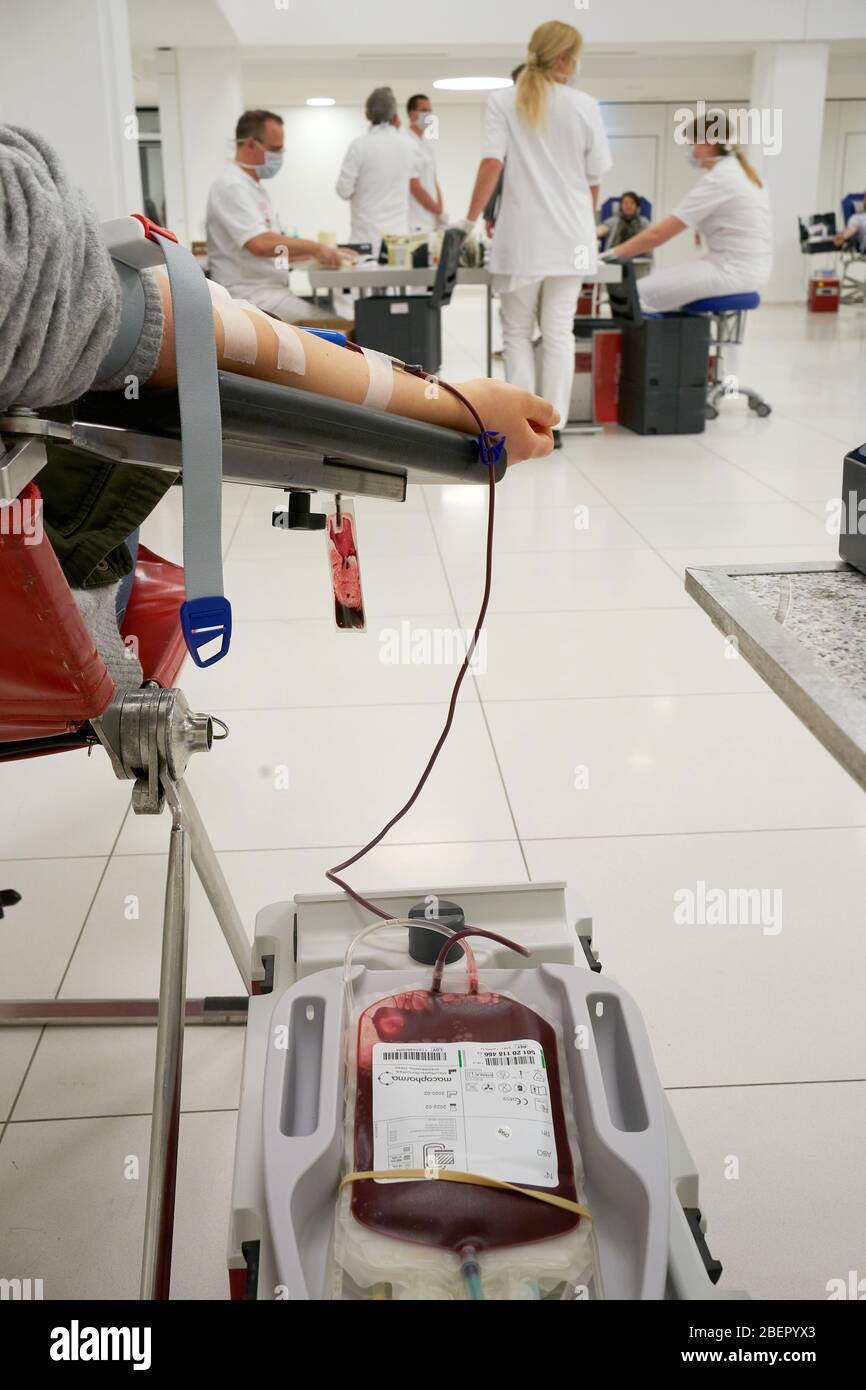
top-left (379, 1049), bottom-right (447, 1062)
top-left (482, 1053), bottom-right (536, 1066)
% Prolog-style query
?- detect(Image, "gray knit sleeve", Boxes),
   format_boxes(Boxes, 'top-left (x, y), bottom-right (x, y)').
top-left (92, 267), bottom-right (165, 393)
top-left (0, 125), bottom-right (141, 411)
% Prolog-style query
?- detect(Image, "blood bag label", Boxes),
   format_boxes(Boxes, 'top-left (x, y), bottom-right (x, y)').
top-left (371, 1039), bottom-right (559, 1187)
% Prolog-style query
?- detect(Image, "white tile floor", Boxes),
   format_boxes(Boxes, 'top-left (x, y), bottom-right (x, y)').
top-left (2, 289), bottom-right (865, 1301)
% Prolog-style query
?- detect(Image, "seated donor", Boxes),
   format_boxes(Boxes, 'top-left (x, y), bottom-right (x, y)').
top-left (597, 191), bottom-right (650, 253)
top-left (834, 194), bottom-right (866, 253)
top-left (605, 110), bottom-right (772, 312)
top-left (0, 125), bottom-right (557, 683)
top-left (206, 108), bottom-right (355, 329)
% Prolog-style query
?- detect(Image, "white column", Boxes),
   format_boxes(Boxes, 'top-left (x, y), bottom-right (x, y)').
top-left (750, 42), bottom-right (829, 302)
top-left (0, 0), bottom-right (141, 220)
top-left (163, 47), bottom-right (243, 247)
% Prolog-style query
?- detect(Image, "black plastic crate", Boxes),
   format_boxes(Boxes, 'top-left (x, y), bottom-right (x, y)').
top-left (621, 315), bottom-right (710, 390)
top-left (619, 383), bottom-right (707, 435)
top-left (355, 295), bottom-right (442, 374)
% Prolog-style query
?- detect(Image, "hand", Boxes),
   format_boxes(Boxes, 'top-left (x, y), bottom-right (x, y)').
top-left (315, 244), bottom-right (343, 268)
top-left (337, 245), bottom-right (360, 263)
top-left (454, 378), bottom-right (559, 462)
top-left (449, 217), bottom-right (477, 239)
top-left (484, 219), bottom-right (495, 239)
top-left (833, 233), bottom-right (845, 247)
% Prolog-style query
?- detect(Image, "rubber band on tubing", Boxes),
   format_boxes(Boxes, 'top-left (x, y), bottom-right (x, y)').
top-left (359, 345), bottom-right (394, 410)
top-left (339, 1168), bottom-right (591, 1220)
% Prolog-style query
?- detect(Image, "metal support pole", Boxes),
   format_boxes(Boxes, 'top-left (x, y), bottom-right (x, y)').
top-left (178, 778), bottom-right (252, 992)
top-left (140, 779), bottom-right (190, 1302)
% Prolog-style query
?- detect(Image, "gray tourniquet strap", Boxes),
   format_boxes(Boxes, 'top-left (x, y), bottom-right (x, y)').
top-left (95, 261), bottom-right (146, 384)
top-left (150, 229), bottom-right (224, 605)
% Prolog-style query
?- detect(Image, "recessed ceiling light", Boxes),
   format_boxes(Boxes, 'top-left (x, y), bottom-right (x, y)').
top-left (433, 76), bottom-right (513, 92)
top-left (306, 97), bottom-right (336, 107)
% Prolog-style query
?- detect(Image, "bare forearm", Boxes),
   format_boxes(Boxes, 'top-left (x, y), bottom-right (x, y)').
top-left (245, 232), bottom-right (321, 261)
top-left (467, 159), bottom-right (503, 223)
top-left (410, 179), bottom-right (441, 215)
top-left (609, 215), bottom-right (685, 259)
top-left (147, 270), bottom-right (475, 432)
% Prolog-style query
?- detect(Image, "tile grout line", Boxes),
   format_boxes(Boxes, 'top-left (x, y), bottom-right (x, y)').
top-left (0, 799), bottom-right (134, 1147)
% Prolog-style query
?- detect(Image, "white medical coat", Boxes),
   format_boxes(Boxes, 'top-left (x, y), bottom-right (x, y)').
top-left (335, 124), bottom-right (421, 249)
top-left (482, 83), bottom-right (612, 280)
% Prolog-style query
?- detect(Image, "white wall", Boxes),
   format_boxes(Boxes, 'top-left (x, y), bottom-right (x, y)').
top-left (1, 0), bottom-right (141, 219)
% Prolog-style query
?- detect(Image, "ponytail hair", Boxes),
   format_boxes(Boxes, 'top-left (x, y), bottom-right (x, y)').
top-left (515, 19), bottom-right (582, 131)
top-left (733, 148), bottom-right (763, 188)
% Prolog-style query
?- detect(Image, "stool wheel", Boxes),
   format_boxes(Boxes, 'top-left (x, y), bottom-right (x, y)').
top-left (705, 403), bottom-right (719, 421)
top-left (750, 400), bottom-right (771, 418)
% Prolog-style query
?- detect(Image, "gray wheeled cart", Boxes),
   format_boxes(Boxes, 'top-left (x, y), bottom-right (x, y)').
top-left (228, 883), bottom-right (746, 1301)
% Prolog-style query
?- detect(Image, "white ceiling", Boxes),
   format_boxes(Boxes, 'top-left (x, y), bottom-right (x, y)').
top-left (128, 0), bottom-right (866, 106)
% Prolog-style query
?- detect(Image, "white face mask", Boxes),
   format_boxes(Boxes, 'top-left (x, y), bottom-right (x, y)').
top-left (417, 111), bottom-right (434, 128)
top-left (258, 149), bottom-right (284, 179)
top-left (566, 58), bottom-right (582, 87)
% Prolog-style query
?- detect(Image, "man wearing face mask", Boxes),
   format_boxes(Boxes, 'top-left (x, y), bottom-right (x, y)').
top-left (206, 109), bottom-right (356, 325)
top-left (406, 93), bottom-right (445, 233)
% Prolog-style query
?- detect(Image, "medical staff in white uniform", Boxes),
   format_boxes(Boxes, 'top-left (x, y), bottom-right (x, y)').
top-left (461, 21), bottom-right (611, 444)
top-left (206, 109), bottom-right (355, 325)
top-left (406, 93), bottom-right (444, 233)
top-left (607, 110), bottom-right (773, 311)
top-left (336, 87), bottom-right (420, 256)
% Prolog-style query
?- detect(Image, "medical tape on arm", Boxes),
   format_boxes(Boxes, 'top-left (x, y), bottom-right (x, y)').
top-left (208, 285), bottom-right (306, 375)
top-left (359, 346), bottom-right (394, 410)
top-left (207, 281), bottom-right (258, 364)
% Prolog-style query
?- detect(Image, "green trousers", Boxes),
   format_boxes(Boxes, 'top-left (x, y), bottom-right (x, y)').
top-left (38, 442), bottom-right (176, 589)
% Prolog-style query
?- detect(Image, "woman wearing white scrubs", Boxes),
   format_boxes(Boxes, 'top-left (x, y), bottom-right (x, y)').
top-left (463, 21), bottom-right (612, 444)
top-left (607, 112), bottom-right (772, 312)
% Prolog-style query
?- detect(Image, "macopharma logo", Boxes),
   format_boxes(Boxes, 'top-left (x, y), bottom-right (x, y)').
top-left (49, 1320), bottom-right (152, 1371)
top-left (673, 880), bottom-right (782, 936)
top-left (0, 1277), bottom-right (43, 1299)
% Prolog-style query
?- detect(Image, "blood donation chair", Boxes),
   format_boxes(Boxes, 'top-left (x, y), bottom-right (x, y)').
top-left (0, 220), bottom-right (739, 1302)
top-left (839, 193), bottom-right (866, 304)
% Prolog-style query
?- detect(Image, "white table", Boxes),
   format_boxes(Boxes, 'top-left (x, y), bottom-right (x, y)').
top-left (304, 262), bottom-right (630, 376)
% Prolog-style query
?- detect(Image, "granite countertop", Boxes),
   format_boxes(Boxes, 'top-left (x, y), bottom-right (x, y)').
top-left (733, 568), bottom-right (866, 700)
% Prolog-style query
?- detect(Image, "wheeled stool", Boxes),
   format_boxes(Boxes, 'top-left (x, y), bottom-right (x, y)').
top-left (681, 292), bottom-right (771, 420)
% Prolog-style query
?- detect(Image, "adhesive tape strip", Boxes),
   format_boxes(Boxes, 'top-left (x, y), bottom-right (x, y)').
top-left (233, 299), bottom-right (306, 375)
top-left (215, 299), bottom-right (258, 365)
top-left (360, 346), bottom-right (394, 410)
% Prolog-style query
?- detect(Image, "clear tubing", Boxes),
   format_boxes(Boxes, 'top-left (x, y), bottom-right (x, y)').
top-left (342, 918), bottom-right (478, 1017)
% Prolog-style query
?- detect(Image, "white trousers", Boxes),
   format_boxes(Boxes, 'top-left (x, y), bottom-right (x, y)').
top-left (497, 275), bottom-right (582, 428)
top-left (637, 259), bottom-right (768, 313)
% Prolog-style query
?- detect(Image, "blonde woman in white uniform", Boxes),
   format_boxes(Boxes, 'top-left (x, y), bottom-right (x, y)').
top-left (607, 112), bottom-right (772, 311)
top-left (462, 20), bottom-right (612, 446)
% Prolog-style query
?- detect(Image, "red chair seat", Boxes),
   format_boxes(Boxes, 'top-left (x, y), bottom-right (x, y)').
top-left (0, 484), bottom-right (114, 741)
top-left (0, 487), bottom-right (187, 752)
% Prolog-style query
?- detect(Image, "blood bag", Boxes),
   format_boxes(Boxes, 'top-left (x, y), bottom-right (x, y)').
top-left (353, 988), bottom-right (579, 1251)
top-left (326, 498), bottom-right (365, 631)
top-left (331, 924), bottom-right (595, 1300)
